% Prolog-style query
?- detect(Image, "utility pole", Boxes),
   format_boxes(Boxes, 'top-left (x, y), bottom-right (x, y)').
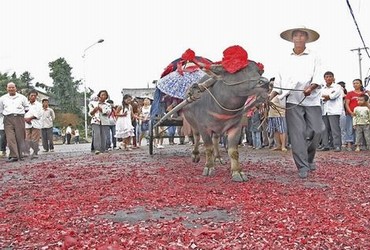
top-left (350, 47), bottom-right (369, 80)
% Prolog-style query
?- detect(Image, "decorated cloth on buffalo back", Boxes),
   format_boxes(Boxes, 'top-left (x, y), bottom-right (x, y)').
top-left (156, 51), bottom-right (212, 100)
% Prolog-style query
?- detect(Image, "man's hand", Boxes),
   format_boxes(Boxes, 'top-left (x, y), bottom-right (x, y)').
top-left (303, 86), bottom-right (314, 96)
top-left (24, 117), bottom-right (32, 124)
top-left (322, 95), bottom-right (330, 101)
top-left (269, 91), bottom-right (278, 101)
top-left (304, 83), bottom-right (319, 96)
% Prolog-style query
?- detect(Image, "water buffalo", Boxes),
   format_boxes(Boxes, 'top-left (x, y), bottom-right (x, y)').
top-left (180, 59), bottom-right (269, 181)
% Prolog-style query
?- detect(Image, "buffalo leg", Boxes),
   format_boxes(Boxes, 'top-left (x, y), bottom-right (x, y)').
top-left (202, 134), bottom-right (215, 176)
top-left (228, 129), bottom-right (248, 182)
top-left (212, 134), bottom-right (224, 164)
top-left (191, 131), bottom-right (201, 163)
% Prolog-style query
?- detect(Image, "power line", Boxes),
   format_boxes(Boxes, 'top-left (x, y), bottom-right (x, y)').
top-left (346, 0), bottom-right (370, 59)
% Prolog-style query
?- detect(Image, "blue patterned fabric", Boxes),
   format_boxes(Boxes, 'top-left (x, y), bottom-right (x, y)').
top-left (156, 70), bottom-right (205, 99)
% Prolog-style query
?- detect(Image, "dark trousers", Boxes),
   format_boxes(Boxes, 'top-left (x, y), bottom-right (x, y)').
top-left (92, 124), bottom-right (109, 152)
top-left (4, 115), bottom-right (26, 159)
top-left (25, 128), bottom-right (41, 155)
top-left (322, 115), bottom-right (341, 148)
top-left (41, 127), bottom-right (54, 151)
top-left (0, 129), bottom-right (7, 151)
top-left (286, 104), bottom-right (324, 170)
top-left (74, 136), bottom-right (80, 144)
top-left (66, 134), bottom-right (72, 144)
top-left (106, 125), bottom-right (116, 148)
top-left (245, 118), bottom-right (253, 146)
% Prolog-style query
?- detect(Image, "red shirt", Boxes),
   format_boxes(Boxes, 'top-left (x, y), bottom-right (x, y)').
top-left (345, 91), bottom-right (364, 113)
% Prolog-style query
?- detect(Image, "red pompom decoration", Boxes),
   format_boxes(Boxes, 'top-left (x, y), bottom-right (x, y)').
top-left (256, 62), bottom-right (264, 72)
top-left (221, 45), bottom-right (249, 73)
top-left (160, 64), bottom-right (174, 78)
top-left (181, 49), bottom-right (196, 61)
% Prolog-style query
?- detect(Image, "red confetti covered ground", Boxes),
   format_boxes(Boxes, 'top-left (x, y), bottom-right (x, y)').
top-left (0, 144), bottom-right (369, 249)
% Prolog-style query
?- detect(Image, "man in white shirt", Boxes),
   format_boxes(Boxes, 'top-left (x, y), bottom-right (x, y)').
top-left (65, 124), bottom-right (72, 144)
top-left (320, 71), bottom-right (344, 152)
top-left (41, 99), bottom-right (55, 152)
top-left (24, 89), bottom-right (43, 159)
top-left (0, 82), bottom-right (29, 162)
top-left (270, 26), bottom-right (325, 179)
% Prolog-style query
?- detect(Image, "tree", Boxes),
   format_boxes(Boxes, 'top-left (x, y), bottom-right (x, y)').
top-left (35, 82), bottom-right (52, 92)
top-left (0, 72), bottom-right (11, 96)
top-left (0, 71), bottom-right (31, 96)
top-left (20, 71), bottom-right (34, 90)
top-left (49, 58), bottom-right (83, 114)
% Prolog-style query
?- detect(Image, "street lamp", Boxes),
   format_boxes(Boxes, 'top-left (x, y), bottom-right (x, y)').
top-left (82, 39), bottom-right (104, 140)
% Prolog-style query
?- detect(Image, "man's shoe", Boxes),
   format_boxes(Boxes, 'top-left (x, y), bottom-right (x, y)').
top-left (298, 167), bottom-right (309, 179)
top-left (50, 149), bottom-right (54, 152)
top-left (6, 157), bottom-right (18, 162)
top-left (334, 147), bottom-right (341, 152)
top-left (318, 147), bottom-right (330, 151)
top-left (309, 163), bottom-right (317, 171)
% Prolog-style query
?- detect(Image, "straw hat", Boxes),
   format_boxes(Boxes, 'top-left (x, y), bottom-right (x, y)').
top-left (280, 26), bottom-right (320, 43)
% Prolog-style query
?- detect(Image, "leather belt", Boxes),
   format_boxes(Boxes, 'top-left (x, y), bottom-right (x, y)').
top-left (5, 114), bottom-right (24, 117)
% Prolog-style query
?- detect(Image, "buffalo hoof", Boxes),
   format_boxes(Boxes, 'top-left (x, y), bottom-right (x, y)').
top-left (202, 167), bottom-right (215, 176)
top-left (231, 171), bottom-right (248, 182)
top-left (192, 154), bottom-right (200, 163)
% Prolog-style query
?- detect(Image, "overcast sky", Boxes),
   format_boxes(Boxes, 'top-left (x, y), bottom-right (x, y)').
top-left (1, 0), bottom-right (369, 103)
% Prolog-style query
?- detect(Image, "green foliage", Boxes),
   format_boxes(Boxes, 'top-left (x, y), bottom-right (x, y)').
top-left (0, 73), bottom-right (10, 96)
top-left (20, 71), bottom-right (34, 89)
top-left (35, 82), bottom-right (52, 92)
top-left (48, 58), bottom-right (83, 114)
top-left (0, 71), bottom-right (35, 96)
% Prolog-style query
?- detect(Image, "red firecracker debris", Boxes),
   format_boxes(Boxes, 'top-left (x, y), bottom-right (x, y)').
top-left (0, 147), bottom-right (369, 249)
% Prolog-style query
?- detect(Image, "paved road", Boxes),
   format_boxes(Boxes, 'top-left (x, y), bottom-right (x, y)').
top-left (1, 142), bottom-right (93, 164)
top-left (46, 142), bottom-right (92, 154)
top-left (1, 139), bottom-right (191, 164)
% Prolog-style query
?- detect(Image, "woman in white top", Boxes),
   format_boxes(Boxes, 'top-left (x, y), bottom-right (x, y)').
top-left (89, 90), bottom-right (111, 154)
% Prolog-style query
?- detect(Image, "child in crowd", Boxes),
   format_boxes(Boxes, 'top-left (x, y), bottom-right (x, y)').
top-left (115, 94), bottom-right (135, 151)
top-left (267, 95), bottom-right (287, 152)
top-left (74, 128), bottom-right (80, 144)
top-left (138, 98), bottom-right (151, 147)
top-left (353, 95), bottom-right (370, 151)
